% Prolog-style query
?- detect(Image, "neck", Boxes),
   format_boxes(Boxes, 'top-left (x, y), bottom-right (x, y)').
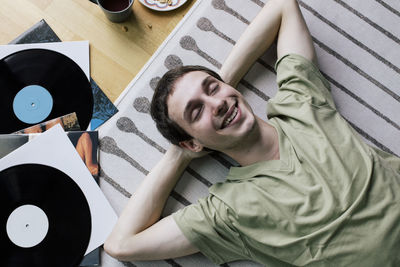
top-left (224, 117), bottom-right (280, 166)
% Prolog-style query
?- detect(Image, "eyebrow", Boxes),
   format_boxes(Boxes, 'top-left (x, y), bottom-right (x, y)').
top-left (183, 75), bottom-right (214, 123)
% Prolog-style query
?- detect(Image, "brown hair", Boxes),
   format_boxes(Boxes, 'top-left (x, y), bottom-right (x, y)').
top-left (150, 65), bottom-right (223, 145)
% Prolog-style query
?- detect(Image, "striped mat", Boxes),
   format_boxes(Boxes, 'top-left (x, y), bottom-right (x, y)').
top-left (98, 0), bottom-right (400, 266)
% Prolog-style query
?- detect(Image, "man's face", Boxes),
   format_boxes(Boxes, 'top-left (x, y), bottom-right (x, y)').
top-left (167, 71), bottom-right (257, 152)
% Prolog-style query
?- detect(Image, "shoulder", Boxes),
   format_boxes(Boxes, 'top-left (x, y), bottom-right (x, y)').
top-left (272, 53), bottom-right (335, 108)
top-left (275, 54), bottom-right (326, 86)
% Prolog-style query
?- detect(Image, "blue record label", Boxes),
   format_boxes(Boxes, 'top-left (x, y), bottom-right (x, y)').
top-left (12, 85), bottom-right (53, 124)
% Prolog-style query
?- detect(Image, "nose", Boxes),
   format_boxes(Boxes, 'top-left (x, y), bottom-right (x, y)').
top-left (210, 97), bottom-right (227, 117)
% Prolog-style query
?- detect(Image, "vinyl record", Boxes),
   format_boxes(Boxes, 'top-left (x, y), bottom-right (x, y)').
top-left (0, 164), bottom-right (91, 267)
top-left (0, 48), bottom-right (93, 133)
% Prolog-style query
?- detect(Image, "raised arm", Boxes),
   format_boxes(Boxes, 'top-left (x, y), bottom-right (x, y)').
top-left (104, 0), bottom-right (316, 261)
top-left (104, 146), bottom-right (200, 261)
top-left (219, 0), bottom-right (316, 87)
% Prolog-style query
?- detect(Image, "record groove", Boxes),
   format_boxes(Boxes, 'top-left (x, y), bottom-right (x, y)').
top-left (0, 49), bottom-right (93, 133)
top-left (0, 163), bottom-right (91, 267)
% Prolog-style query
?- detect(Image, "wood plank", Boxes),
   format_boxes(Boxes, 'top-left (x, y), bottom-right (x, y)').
top-left (0, 0), bottom-right (196, 102)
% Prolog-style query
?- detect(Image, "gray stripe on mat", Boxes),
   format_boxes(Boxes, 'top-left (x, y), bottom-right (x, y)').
top-left (375, 0), bottom-right (400, 17)
top-left (299, 0), bottom-right (400, 74)
top-left (332, 0), bottom-right (400, 44)
top-left (100, 136), bottom-right (191, 206)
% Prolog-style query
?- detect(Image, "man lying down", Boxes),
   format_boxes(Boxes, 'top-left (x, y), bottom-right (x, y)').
top-left (104, 0), bottom-right (400, 265)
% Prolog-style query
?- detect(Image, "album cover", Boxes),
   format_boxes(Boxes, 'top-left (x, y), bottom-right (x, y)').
top-left (0, 125), bottom-right (118, 261)
top-left (1, 163), bottom-right (92, 267)
top-left (90, 78), bottom-right (119, 130)
top-left (13, 112), bottom-right (80, 134)
top-left (8, 19), bottom-right (118, 131)
top-left (1, 46), bottom-right (94, 132)
top-left (9, 19), bottom-right (61, 44)
top-left (6, 20), bottom-right (103, 266)
top-left (0, 130), bottom-right (99, 266)
top-left (3, 19), bottom-right (117, 266)
top-left (0, 131), bottom-right (99, 182)
top-left (0, 135), bottom-right (29, 159)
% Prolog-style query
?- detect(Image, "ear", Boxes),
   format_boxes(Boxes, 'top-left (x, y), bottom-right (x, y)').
top-left (179, 139), bottom-right (204, 153)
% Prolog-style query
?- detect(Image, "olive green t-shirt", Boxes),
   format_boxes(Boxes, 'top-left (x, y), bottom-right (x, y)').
top-left (173, 54), bottom-right (400, 266)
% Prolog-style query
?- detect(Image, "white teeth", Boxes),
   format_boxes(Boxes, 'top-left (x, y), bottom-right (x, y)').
top-left (223, 107), bottom-right (238, 128)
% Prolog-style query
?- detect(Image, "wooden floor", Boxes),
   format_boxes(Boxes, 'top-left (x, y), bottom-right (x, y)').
top-left (0, 0), bottom-right (196, 102)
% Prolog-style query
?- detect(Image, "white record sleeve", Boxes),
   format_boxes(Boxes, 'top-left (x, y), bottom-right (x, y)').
top-left (0, 125), bottom-right (117, 255)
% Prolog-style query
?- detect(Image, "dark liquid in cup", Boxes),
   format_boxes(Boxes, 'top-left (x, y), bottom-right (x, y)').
top-left (100, 0), bottom-right (130, 12)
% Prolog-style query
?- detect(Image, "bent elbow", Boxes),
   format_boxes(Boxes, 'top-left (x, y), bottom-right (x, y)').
top-left (104, 239), bottom-right (120, 259)
top-left (104, 239), bottom-right (129, 261)
top-left (104, 237), bottom-right (144, 261)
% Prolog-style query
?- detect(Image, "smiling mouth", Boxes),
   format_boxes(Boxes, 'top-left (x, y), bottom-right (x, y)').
top-left (221, 102), bottom-right (238, 129)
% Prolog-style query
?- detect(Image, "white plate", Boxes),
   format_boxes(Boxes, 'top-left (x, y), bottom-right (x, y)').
top-left (138, 0), bottom-right (188, 11)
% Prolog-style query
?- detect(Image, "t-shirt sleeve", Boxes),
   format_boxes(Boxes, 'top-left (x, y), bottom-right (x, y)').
top-left (272, 54), bottom-right (335, 108)
top-left (173, 196), bottom-right (250, 264)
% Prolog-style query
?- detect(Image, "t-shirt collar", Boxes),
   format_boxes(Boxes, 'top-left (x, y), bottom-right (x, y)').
top-left (226, 119), bottom-right (293, 180)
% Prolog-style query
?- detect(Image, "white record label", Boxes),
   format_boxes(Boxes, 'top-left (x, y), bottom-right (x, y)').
top-left (6, 204), bottom-right (49, 248)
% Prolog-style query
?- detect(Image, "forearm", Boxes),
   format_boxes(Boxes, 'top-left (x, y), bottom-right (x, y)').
top-left (219, 0), bottom-right (284, 86)
top-left (106, 146), bottom-right (191, 245)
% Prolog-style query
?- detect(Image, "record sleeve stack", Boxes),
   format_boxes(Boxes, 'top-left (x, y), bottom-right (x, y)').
top-left (0, 20), bottom-right (118, 267)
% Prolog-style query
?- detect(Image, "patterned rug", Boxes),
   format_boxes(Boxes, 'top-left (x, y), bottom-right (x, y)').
top-left (98, 0), bottom-right (400, 266)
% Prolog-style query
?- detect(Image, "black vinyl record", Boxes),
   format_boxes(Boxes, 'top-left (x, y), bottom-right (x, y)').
top-left (0, 48), bottom-right (93, 133)
top-left (0, 164), bottom-right (91, 267)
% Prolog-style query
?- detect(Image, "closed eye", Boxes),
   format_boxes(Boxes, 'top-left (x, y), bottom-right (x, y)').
top-left (209, 83), bottom-right (219, 95)
top-left (192, 105), bottom-right (204, 122)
